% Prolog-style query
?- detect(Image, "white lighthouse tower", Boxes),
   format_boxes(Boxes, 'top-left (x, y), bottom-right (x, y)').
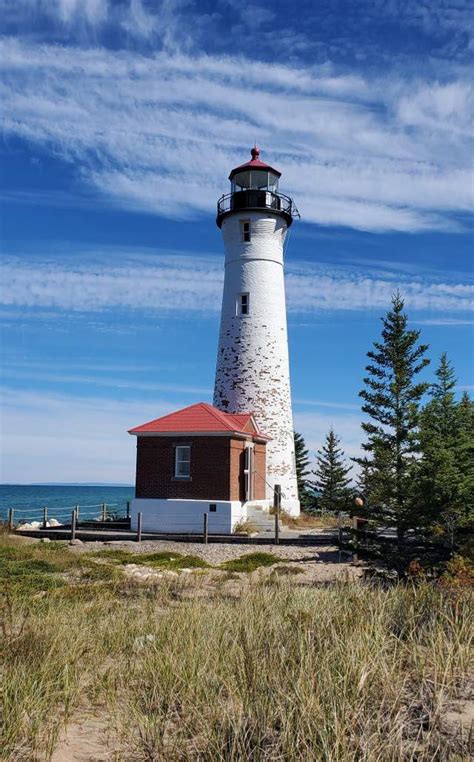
top-left (214, 147), bottom-right (300, 515)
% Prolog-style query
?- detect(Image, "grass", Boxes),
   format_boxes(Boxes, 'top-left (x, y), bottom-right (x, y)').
top-left (232, 518), bottom-right (259, 535)
top-left (278, 510), bottom-right (341, 530)
top-left (0, 535), bottom-right (102, 595)
top-left (220, 552), bottom-right (283, 573)
top-left (1, 535), bottom-right (473, 760)
top-left (92, 548), bottom-right (209, 569)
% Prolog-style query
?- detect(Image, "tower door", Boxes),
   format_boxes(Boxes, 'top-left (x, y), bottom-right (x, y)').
top-left (244, 445), bottom-right (253, 502)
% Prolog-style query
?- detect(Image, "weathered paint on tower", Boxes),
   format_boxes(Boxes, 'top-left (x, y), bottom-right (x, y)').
top-left (213, 148), bottom-right (300, 514)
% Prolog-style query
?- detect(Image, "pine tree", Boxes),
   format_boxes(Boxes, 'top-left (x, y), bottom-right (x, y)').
top-left (457, 391), bottom-right (474, 507)
top-left (313, 428), bottom-right (352, 513)
top-left (293, 431), bottom-right (314, 511)
top-left (455, 392), bottom-right (474, 550)
top-left (354, 293), bottom-right (430, 544)
top-left (417, 360), bottom-right (474, 555)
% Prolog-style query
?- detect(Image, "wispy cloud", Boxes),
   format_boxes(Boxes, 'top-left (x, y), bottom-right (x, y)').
top-left (294, 398), bottom-right (360, 411)
top-left (413, 318), bottom-right (474, 326)
top-left (1, 37), bottom-right (473, 232)
top-left (0, 385), bottom-right (363, 482)
top-left (0, 386), bottom-right (168, 483)
top-left (1, 250), bottom-right (472, 315)
top-left (0, 367), bottom-right (210, 396)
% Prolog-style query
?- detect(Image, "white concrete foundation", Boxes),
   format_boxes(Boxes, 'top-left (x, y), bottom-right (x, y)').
top-left (130, 498), bottom-right (246, 534)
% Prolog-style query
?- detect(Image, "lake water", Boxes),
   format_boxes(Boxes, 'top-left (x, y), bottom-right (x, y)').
top-left (0, 485), bottom-right (134, 524)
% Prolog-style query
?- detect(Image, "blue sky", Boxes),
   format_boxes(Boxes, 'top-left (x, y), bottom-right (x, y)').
top-left (0, 0), bottom-right (473, 483)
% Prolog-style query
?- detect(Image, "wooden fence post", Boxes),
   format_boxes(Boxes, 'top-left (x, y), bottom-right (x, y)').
top-left (8, 508), bottom-right (14, 531)
top-left (43, 506), bottom-right (48, 529)
top-left (136, 511), bottom-right (142, 542)
top-left (71, 509), bottom-right (77, 541)
top-left (273, 484), bottom-right (281, 545)
top-left (76, 504), bottom-right (80, 522)
top-left (101, 503), bottom-right (107, 521)
top-left (126, 501), bottom-right (130, 519)
top-left (203, 513), bottom-right (209, 544)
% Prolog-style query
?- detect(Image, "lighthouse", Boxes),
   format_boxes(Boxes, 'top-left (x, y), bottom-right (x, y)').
top-left (214, 148), bottom-right (300, 515)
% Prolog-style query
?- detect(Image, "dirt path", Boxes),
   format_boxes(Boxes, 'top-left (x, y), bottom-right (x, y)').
top-left (51, 711), bottom-right (118, 762)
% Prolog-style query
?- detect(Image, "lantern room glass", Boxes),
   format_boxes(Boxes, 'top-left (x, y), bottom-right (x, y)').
top-left (231, 170), bottom-right (279, 193)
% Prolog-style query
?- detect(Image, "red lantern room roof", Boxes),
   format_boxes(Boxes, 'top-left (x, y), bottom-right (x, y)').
top-left (228, 147), bottom-right (281, 181)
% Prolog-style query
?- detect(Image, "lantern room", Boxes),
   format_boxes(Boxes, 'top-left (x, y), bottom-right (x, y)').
top-left (230, 147), bottom-right (281, 193)
top-left (216, 147), bottom-right (299, 228)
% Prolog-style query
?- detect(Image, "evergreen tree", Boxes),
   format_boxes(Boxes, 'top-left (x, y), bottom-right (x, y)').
top-left (313, 428), bottom-right (352, 513)
top-left (417, 360), bottom-right (474, 554)
top-left (354, 293), bottom-right (430, 544)
top-left (455, 392), bottom-right (474, 552)
top-left (417, 353), bottom-right (460, 529)
top-left (457, 392), bottom-right (474, 512)
top-left (293, 431), bottom-right (314, 511)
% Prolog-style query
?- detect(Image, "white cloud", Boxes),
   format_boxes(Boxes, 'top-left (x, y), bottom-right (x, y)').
top-left (1, 37), bottom-right (473, 232)
top-left (0, 385), bottom-right (363, 483)
top-left (1, 250), bottom-right (471, 315)
top-left (0, 387), bottom-right (164, 483)
top-left (293, 410), bottom-right (363, 462)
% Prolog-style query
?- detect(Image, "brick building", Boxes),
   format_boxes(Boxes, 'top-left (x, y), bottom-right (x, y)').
top-left (129, 402), bottom-right (269, 533)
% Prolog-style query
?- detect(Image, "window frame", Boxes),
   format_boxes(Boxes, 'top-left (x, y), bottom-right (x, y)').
top-left (174, 444), bottom-right (191, 479)
top-left (240, 219), bottom-right (251, 242)
top-left (237, 292), bottom-right (250, 316)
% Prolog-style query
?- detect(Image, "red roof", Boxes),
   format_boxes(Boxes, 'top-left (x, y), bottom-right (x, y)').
top-left (229, 147), bottom-right (281, 180)
top-left (129, 402), bottom-right (269, 439)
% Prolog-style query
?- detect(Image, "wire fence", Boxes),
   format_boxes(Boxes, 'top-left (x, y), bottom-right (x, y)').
top-left (0, 502), bottom-right (129, 528)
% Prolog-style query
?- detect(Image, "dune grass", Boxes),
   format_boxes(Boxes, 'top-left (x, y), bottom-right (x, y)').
top-left (92, 548), bottom-right (209, 569)
top-left (220, 552), bottom-right (283, 573)
top-left (1, 535), bottom-right (472, 760)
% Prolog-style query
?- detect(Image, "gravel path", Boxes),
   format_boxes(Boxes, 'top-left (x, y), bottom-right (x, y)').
top-left (71, 538), bottom-right (344, 566)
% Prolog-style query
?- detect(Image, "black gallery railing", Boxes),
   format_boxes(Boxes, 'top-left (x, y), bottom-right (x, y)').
top-left (217, 189), bottom-right (299, 224)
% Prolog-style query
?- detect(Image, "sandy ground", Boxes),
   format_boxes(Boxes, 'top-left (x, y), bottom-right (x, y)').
top-left (67, 537), bottom-right (362, 590)
top-left (70, 536), bottom-right (342, 564)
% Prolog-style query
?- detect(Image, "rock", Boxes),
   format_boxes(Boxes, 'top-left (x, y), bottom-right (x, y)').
top-left (180, 568), bottom-right (193, 574)
top-left (17, 522), bottom-right (41, 531)
top-left (40, 537), bottom-right (51, 543)
top-left (133, 634), bottom-right (156, 652)
top-left (48, 519), bottom-right (61, 527)
top-left (69, 539), bottom-right (83, 546)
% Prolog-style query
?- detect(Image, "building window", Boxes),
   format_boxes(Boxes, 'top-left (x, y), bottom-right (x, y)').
top-left (237, 292), bottom-right (249, 316)
top-left (209, 504), bottom-right (217, 512)
top-left (241, 220), bottom-right (251, 242)
top-left (175, 445), bottom-right (191, 478)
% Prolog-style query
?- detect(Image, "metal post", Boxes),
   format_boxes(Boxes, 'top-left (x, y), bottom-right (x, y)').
top-left (71, 509), bottom-right (77, 541)
top-left (136, 511), bottom-right (142, 542)
top-left (43, 506), bottom-right (48, 529)
top-left (338, 518), bottom-right (342, 564)
top-left (203, 513), bottom-right (208, 544)
top-left (352, 515), bottom-right (358, 565)
top-left (8, 508), bottom-right (14, 531)
top-left (274, 484), bottom-right (281, 545)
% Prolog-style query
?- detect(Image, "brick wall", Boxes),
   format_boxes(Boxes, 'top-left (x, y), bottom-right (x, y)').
top-left (229, 439), bottom-right (246, 501)
top-left (135, 435), bottom-right (232, 500)
top-left (253, 443), bottom-right (266, 499)
top-left (135, 434), bottom-right (267, 502)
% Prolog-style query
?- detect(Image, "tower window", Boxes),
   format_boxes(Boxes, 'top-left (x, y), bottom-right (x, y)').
top-left (237, 292), bottom-right (250, 316)
top-left (174, 445), bottom-right (191, 478)
top-left (241, 220), bottom-right (251, 242)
